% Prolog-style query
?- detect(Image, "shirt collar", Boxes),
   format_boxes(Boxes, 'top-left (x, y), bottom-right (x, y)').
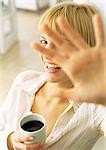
top-left (20, 73), bottom-right (81, 112)
top-left (20, 73), bottom-right (46, 94)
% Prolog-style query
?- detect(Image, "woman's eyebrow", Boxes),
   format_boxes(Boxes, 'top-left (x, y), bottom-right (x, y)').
top-left (40, 36), bottom-right (46, 40)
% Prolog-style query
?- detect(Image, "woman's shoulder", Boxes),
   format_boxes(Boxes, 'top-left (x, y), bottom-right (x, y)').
top-left (14, 70), bottom-right (44, 85)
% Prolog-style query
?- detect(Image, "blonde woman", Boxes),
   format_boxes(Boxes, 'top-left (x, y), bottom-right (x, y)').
top-left (33, 14), bottom-right (106, 106)
top-left (0, 2), bottom-right (106, 150)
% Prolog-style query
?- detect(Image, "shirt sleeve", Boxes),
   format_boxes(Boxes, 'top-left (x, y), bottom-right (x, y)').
top-left (0, 70), bottom-right (41, 149)
top-left (0, 107), bottom-right (8, 150)
top-left (0, 130), bottom-right (13, 150)
top-left (0, 77), bottom-right (19, 150)
top-left (93, 104), bottom-right (106, 136)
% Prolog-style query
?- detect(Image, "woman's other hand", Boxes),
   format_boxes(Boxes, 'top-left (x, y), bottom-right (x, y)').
top-left (7, 131), bottom-right (46, 150)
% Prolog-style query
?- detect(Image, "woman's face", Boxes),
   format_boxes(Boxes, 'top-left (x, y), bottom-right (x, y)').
top-left (39, 30), bottom-right (71, 84)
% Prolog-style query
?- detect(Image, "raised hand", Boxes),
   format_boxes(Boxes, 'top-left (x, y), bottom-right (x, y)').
top-left (32, 14), bottom-right (106, 105)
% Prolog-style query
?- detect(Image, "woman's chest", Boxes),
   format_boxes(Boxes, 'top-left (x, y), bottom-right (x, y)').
top-left (31, 95), bottom-right (73, 136)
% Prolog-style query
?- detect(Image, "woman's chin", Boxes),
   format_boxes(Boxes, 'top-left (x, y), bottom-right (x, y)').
top-left (45, 71), bottom-right (73, 88)
top-left (44, 67), bottom-right (70, 84)
top-left (45, 72), bottom-right (62, 83)
top-left (45, 74), bottom-right (58, 83)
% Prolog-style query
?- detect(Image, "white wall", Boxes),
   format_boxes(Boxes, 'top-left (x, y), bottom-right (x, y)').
top-left (15, 0), bottom-right (49, 10)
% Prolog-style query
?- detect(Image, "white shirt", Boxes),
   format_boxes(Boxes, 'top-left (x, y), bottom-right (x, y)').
top-left (0, 70), bottom-right (106, 150)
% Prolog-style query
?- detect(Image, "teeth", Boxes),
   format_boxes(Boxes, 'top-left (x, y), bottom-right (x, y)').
top-left (45, 63), bottom-right (60, 68)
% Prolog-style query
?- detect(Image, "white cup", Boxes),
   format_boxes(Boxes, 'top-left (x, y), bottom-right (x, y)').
top-left (19, 113), bottom-right (46, 144)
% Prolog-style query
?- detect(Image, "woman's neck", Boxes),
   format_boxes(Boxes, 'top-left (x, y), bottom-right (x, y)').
top-left (43, 79), bottom-right (73, 103)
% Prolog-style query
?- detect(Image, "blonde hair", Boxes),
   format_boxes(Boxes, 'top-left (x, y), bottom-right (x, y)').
top-left (39, 2), bottom-right (99, 47)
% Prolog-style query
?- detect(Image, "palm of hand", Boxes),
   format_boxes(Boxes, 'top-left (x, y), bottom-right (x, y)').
top-left (63, 47), bottom-right (105, 104)
top-left (33, 14), bottom-right (106, 105)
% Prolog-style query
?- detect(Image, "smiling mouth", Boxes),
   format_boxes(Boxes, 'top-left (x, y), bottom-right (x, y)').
top-left (44, 63), bottom-right (61, 73)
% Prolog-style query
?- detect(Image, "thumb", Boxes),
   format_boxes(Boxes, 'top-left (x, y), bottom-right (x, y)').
top-left (62, 88), bottom-right (81, 102)
top-left (53, 88), bottom-right (82, 101)
top-left (50, 86), bottom-right (88, 103)
top-left (62, 87), bottom-right (88, 103)
top-left (63, 87), bottom-right (99, 104)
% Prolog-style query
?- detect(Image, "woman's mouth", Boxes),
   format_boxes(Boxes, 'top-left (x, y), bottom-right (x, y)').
top-left (44, 63), bottom-right (61, 73)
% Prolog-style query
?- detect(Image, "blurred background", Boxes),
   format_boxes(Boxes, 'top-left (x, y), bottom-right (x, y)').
top-left (0, 0), bottom-right (105, 149)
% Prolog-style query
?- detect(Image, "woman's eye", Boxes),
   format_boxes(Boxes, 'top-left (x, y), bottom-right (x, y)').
top-left (40, 40), bottom-right (48, 45)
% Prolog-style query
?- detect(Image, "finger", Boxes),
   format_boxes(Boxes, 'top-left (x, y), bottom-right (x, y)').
top-left (19, 136), bottom-right (33, 143)
top-left (31, 42), bottom-right (55, 58)
top-left (92, 14), bottom-right (105, 47)
top-left (56, 17), bottom-right (90, 50)
top-left (14, 132), bottom-right (34, 143)
top-left (31, 42), bottom-right (66, 66)
top-left (42, 24), bottom-right (64, 47)
top-left (59, 87), bottom-right (87, 103)
top-left (14, 142), bottom-right (43, 150)
top-left (42, 24), bottom-right (77, 56)
top-left (61, 83), bottom-right (102, 104)
top-left (14, 142), bottom-right (27, 150)
top-left (65, 88), bottom-right (83, 102)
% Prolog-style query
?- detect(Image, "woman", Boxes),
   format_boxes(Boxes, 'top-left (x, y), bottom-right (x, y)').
top-left (33, 14), bottom-right (106, 106)
top-left (0, 2), bottom-right (106, 150)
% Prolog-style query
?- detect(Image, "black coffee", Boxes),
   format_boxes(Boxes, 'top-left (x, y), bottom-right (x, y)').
top-left (21, 120), bottom-right (44, 132)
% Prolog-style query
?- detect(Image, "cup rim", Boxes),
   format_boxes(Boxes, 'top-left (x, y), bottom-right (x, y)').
top-left (19, 113), bottom-right (46, 133)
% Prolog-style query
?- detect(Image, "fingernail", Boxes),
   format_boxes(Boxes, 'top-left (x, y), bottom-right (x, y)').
top-left (28, 136), bottom-right (34, 140)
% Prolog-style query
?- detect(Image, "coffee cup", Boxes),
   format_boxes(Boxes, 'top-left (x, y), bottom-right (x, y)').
top-left (19, 113), bottom-right (46, 144)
